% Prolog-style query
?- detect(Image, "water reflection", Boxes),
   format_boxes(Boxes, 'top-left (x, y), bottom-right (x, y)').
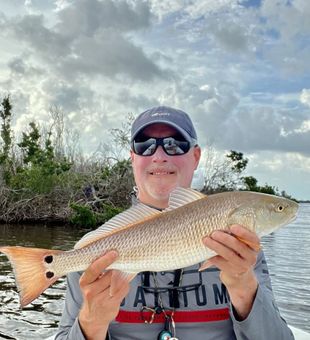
top-left (0, 205), bottom-right (309, 339)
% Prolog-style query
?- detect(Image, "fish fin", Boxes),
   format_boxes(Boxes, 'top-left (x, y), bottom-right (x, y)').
top-left (74, 203), bottom-right (162, 249)
top-left (164, 187), bottom-right (206, 212)
top-left (109, 270), bottom-right (137, 297)
top-left (0, 246), bottom-right (63, 308)
top-left (235, 236), bottom-right (262, 252)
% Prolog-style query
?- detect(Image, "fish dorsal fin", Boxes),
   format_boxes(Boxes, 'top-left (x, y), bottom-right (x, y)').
top-left (74, 203), bottom-right (161, 249)
top-left (164, 187), bottom-right (206, 212)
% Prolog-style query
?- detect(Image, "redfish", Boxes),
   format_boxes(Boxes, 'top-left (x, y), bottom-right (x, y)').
top-left (0, 188), bottom-right (298, 307)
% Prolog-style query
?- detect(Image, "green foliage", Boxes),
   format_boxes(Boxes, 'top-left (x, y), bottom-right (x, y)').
top-left (101, 159), bottom-right (132, 180)
top-left (70, 203), bottom-right (97, 228)
top-left (8, 121), bottom-right (72, 194)
top-left (0, 95), bottom-right (14, 184)
top-left (18, 121), bottom-right (71, 172)
top-left (70, 202), bottom-right (123, 227)
top-left (243, 175), bottom-right (277, 195)
top-left (18, 122), bottom-right (41, 164)
top-left (243, 176), bottom-right (258, 190)
top-left (257, 185), bottom-right (277, 195)
top-left (10, 166), bottom-right (61, 194)
top-left (226, 150), bottom-right (248, 173)
top-left (95, 203), bottom-right (124, 225)
top-left (0, 96), bottom-right (13, 160)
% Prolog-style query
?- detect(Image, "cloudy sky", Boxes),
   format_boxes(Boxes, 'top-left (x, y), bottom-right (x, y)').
top-left (0, 0), bottom-right (309, 199)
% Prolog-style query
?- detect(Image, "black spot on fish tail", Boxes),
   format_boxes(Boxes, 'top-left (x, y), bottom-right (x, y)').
top-left (46, 271), bottom-right (54, 279)
top-left (44, 255), bottom-right (53, 264)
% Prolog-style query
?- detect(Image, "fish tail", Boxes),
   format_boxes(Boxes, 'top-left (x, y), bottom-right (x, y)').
top-left (0, 246), bottom-right (63, 307)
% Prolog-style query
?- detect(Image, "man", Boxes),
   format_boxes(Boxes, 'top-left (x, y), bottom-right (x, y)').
top-left (55, 106), bottom-right (294, 339)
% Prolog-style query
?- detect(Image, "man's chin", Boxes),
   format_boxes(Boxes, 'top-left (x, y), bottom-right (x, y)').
top-left (149, 185), bottom-right (177, 201)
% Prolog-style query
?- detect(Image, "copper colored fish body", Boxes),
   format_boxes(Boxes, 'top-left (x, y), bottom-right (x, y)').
top-left (0, 188), bottom-right (298, 307)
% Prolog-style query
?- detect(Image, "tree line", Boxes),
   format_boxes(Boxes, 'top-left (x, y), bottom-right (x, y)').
top-left (0, 95), bottom-right (296, 226)
top-left (0, 95), bottom-right (134, 225)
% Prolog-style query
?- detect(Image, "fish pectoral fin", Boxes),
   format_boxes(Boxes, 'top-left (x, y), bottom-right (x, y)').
top-left (109, 270), bottom-right (137, 297)
top-left (0, 246), bottom-right (63, 308)
top-left (74, 204), bottom-right (162, 249)
top-left (235, 236), bottom-right (262, 252)
top-left (164, 187), bottom-right (206, 212)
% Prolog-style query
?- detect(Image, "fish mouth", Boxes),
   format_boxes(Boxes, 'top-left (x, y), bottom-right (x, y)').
top-left (288, 203), bottom-right (299, 224)
top-left (287, 214), bottom-right (298, 225)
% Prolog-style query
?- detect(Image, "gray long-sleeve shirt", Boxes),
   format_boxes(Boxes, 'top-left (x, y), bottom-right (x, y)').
top-left (55, 251), bottom-right (294, 340)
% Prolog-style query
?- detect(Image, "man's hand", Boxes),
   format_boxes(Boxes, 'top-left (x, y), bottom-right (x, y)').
top-left (78, 251), bottom-right (130, 340)
top-left (203, 225), bottom-right (260, 320)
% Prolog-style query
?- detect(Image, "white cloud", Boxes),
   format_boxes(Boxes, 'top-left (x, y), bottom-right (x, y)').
top-left (1, 0), bottom-right (164, 82)
top-left (293, 120), bottom-right (310, 134)
top-left (300, 89), bottom-right (310, 107)
top-left (185, 0), bottom-right (240, 17)
top-left (56, 0), bottom-right (151, 36)
top-left (246, 151), bottom-right (310, 200)
top-left (217, 105), bottom-right (310, 156)
top-left (54, 0), bottom-right (72, 12)
top-left (260, 0), bottom-right (310, 74)
top-left (146, 0), bottom-right (186, 18)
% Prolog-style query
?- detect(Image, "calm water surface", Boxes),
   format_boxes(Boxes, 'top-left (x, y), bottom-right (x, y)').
top-left (0, 204), bottom-right (309, 339)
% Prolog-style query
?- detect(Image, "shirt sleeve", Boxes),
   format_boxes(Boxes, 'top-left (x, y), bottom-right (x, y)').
top-left (231, 251), bottom-right (295, 340)
top-left (54, 271), bottom-right (86, 340)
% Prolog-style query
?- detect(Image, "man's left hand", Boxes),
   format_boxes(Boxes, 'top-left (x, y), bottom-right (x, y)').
top-left (203, 224), bottom-right (260, 320)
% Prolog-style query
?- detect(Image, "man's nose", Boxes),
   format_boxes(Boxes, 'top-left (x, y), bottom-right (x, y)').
top-left (152, 145), bottom-right (168, 162)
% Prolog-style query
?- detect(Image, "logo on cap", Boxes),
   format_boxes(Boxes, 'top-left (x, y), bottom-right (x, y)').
top-left (151, 112), bottom-right (170, 117)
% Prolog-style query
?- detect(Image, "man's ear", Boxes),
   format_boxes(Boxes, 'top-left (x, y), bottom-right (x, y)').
top-left (193, 146), bottom-right (201, 170)
top-left (130, 149), bottom-right (134, 162)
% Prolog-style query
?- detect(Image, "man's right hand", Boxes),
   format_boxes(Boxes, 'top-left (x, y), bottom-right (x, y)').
top-left (78, 251), bottom-right (130, 340)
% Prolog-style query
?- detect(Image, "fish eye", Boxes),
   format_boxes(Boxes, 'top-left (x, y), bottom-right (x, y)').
top-left (276, 204), bottom-right (284, 212)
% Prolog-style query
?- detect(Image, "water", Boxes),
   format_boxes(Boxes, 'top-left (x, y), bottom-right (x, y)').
top-left (0, 205), bottom-right (309, 339)
top-left (261, 203), bottom-right (310, 333)
top-left (0, 224), bottom-right (89, 339)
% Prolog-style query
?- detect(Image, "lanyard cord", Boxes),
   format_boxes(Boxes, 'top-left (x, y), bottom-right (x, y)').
top-left (172, 269), bottom-right (183, 308)
top-left (149, 269), bottom-right (184, 312)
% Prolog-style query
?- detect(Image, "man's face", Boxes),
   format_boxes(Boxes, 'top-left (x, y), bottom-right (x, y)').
top-left (131, 123), bottom-right (201, 208)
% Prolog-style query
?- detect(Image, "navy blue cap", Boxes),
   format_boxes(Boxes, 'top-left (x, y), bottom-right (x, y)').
top-left (131, 106), bottom-right (197, 143)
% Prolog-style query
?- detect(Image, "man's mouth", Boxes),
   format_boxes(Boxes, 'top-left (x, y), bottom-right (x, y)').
top-left (148, 169), bottom-right (175, 175)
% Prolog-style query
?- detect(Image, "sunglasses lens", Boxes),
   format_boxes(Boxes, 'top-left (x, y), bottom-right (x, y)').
top-left (163, 137), bottom-right (190, 155)
top-left (133, 138), bottom-right (157, 156)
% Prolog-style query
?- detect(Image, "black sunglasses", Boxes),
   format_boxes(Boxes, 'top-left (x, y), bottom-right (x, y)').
top-left (132, 136), bottom-right (196, 156)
